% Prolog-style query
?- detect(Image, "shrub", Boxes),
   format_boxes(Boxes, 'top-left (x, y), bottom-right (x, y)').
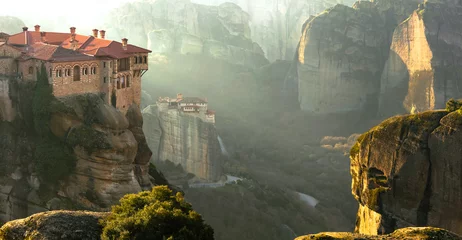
top-left (100, 186), bottom-right (214, 240)
top-left (446, 98), bottom-right (462, 112)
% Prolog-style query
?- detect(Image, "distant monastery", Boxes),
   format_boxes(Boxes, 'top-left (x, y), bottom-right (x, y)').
top-left (157, 93), bottom-right (216, 124)
top-left (0, 25), bottom-right (151, 113)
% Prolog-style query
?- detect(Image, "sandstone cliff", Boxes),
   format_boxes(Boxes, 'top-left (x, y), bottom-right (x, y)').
top-left (294, 0), bottom-right (421, 114)
top-left (350, 103), bottom-right (462, 235)
top-left (297, 227), bottom-right (462, 240)
top-left (0, 76), bottom-right (165, 223)
top-left (105, 0), bottom-right (268, 68)
top-left (379, 1), bottom-right (462, 116)
top-left (142, 105), bottom-right (222, 182)
top-left (0, 16), bottom-right (25, 34)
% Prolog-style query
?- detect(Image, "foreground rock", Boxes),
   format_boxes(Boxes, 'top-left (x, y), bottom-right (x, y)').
top-left (295, 0), bottom-right (420, 114)
top-left (351, 105), bottom-right (462, 235)
top-left (379, 1), bottom-right (462, 116)
top-left (0, 210), bottom-right (108, 240)
top-left (297, 227), bottom-right (462, 240)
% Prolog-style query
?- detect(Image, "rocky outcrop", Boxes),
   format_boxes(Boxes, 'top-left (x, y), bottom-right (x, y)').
top-left (106, 0), bottom-right (268, 68)
top-left (0, 210), bottom-right (107, 240)
top-left (351, 105), bottom-right (462, 235)
top-left (379, 1), bottom-right (462, 116)
top-left (0, 84), bottom-right (163, 223)
top-left (192, 0), bottom-right (360, 62)
top-left (295, 0), bottom-right (421, 114)
top-left (0, 16), bottom-right (25, 34)
top-left (142, 105), bottom-right (222, 182)
top-left (297, 227), bottom-right (462, 240)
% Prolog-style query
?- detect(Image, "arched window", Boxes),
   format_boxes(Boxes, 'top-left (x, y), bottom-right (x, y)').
top-left (138, 56), bottom-right (142, 64)
top-left (82, 67), bottom-right (88, 75)
top-left (116, 78), bottom-right (120, 89)
top-left (73, 66), bottom-right (81, 81)
top-left (126, 75), bottom-right (130, 88)
top-left (49, 68), bottom-right (52, 78)
top-left (56, 69), bottom-right (62, 78)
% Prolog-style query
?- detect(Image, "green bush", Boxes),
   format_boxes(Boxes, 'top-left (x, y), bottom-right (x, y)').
top-left (446, 98), bottom-right (462, 112)
top-left (100, 186), bottom-right (214, 240)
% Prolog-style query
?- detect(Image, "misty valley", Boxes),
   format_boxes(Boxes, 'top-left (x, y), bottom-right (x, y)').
top-left (0, 0), bottom-right (461, 240)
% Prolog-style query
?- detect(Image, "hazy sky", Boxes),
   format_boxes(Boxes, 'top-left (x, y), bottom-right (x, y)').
top-left (0, 0), bottom-right (136, 33)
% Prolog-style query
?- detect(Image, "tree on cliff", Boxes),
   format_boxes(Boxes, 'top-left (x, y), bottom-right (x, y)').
top-left (101, 186), bottom-right (214, 240)
top-left (32, 63), bottom-right (76, 183)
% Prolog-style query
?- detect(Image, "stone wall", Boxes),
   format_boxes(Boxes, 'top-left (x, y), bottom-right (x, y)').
top-left (51, 61), bottom-right (102, 97)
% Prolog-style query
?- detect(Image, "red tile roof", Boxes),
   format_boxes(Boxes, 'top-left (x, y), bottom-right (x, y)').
top-left (6, 29), bottom-right (151, 61)
top-left (27, 43), bottom-right (95, 62)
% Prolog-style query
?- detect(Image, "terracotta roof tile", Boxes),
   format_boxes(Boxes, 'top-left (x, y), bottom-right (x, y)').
top-left (6, 28), bottom-right (151, 61)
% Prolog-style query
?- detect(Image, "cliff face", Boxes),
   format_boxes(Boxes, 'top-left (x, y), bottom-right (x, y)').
top-left (351, 106), bottom-right (462, 235)
top-left (192, 0), bottom-right (359, 62)
top-left (105, 0), bottom-right (268, 68)
top-left (294, 0), bottom-right (421, 114)
top-left (0, 16), bottom-right (25, 34)
top-left (379, 1), bottom-right (462, 116)
top-left (0, 76), bottom-right (159, 223)
top-left (142, 105), bottom-right (222, 182)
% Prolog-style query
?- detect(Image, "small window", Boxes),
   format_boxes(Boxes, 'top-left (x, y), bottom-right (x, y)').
top-left (28, 66), bottom-right (33, 74)
top-left (144, 56), bottom-right (147, 63)
top-left (134, 56), bottom-right (138, 64)
top-left (49, 68), bottom-right (52, 77)
top-left (126, 76), bottom-right (130, 87)
top-left (83, 67), bottom-right (88, 75)
top-left (138, 56), bottom-right (142, 64)
top-left (116, 78), bottom-right (120, 89)
top-left (103, 62), bottom-right (106, 68)
top-left (64, 68), bottom-right (70, 77)
top-left (90, 67), bottom-right (97, 75)
top-left (56, 69), bottom-right (62, 77)
top-left (104, 77), bottom-right (107, 83)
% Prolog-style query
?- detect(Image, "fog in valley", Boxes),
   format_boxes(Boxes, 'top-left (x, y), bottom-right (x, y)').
top-left (1, 0), bottom-right (462, 239)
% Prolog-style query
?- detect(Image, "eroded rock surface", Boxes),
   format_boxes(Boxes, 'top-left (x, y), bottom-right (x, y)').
top-left (379, 1), bottom-right (462, 116)
top-left (0, 210), bottom-right (108, 240)
top-left (142, 105), bottom-right (222, 182)
top-left (297, 227), bottom-right (462, 240)
top-left (351, 107), bottom-right (462, 235)
top-left (106, 0), bottom-right (268, 68)
top-left (295, 0), bottom-right (421, 114)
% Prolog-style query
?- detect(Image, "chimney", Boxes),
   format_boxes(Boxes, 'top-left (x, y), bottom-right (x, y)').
top-left (99, 30), bottom-right (106, 39)
top-left (40, 32), bottom-right (47, 43)
top-left (34, 25), bottom-right (40, 32)
top-left (177, 93), bottom-right (183, 100)
top-left (70, 34), bottom-right (79, 51)
top-left (122, 38), bottom-right (128, 50)
top-left (22, 27), bottom-right (28, 32)
top-left (92, 29), bottom-right (98, 38)
top-left (70, 27), bottom-right (76, 34)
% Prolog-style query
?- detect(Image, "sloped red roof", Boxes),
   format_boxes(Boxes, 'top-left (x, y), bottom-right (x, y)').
top-left (8, 31), bottom-right (71, 45)
top-left (6, 29), bottom-right (151, 61)
top-left (27, 43), bottom-right (94, 62)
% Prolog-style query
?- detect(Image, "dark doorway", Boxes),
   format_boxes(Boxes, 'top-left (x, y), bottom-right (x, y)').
top-left (111, 90), bottom-right (117, 108)
top-left (73, 66), bottom-right (81, 81)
